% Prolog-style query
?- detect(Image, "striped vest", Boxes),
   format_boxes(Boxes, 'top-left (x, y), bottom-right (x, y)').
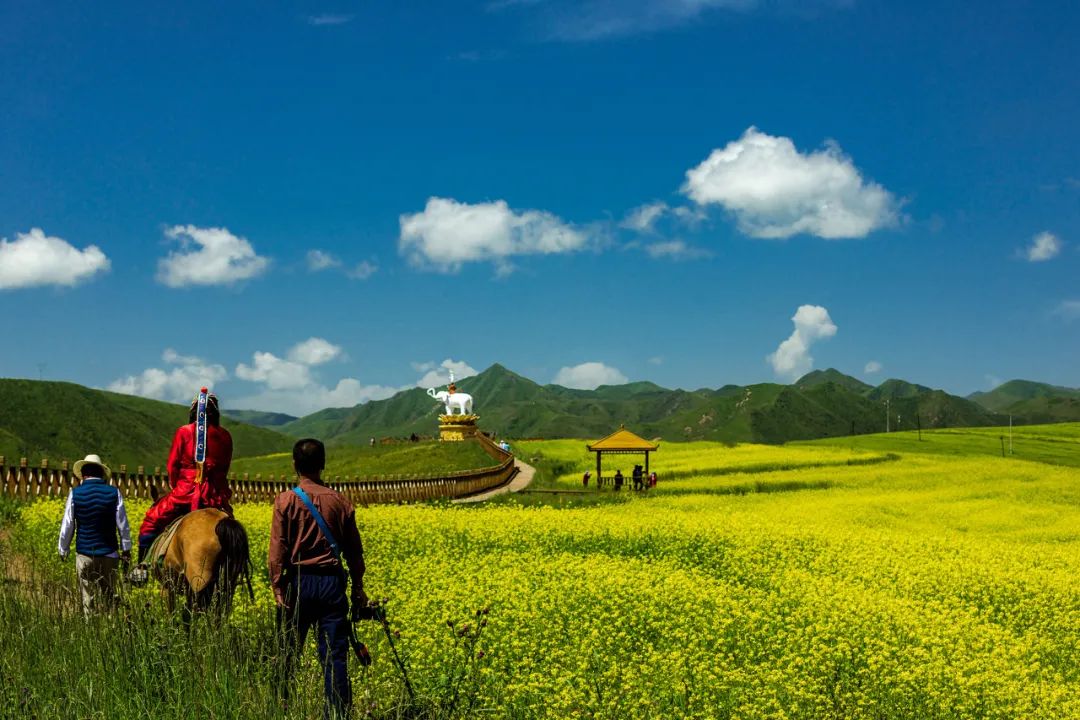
top-left (71, 478), bottom-right (120, 556)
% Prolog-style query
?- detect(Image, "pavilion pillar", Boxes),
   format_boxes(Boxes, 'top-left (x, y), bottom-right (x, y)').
top-left (645, 451), bottom-right (649, 475)
top-left (596, 451), bottom-right (602, 480)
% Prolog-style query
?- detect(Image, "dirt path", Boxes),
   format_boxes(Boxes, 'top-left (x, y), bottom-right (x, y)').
top-left (452, 457), bottom-right (536, 504)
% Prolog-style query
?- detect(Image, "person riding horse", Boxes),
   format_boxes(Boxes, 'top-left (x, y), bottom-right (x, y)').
top-left (137, 389), bottom-right (234, 565)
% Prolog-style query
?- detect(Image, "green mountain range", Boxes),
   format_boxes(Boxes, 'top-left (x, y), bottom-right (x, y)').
top-left (282, 364), bottom-right (1045, 444)
top-left (3, 369), bottom-right (1077, 464)
top-left (0, 379), bottom-right (293, 468)
top-left (968, 380), bottom-right (1080, 422)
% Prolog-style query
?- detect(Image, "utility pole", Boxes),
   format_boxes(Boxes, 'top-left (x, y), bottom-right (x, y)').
top-left (916, 414), bottom-right (922, 442)
top-left (1009, 415), bottom-right (1013, 455)
top-left (885, 399), bottom-right (890, 433)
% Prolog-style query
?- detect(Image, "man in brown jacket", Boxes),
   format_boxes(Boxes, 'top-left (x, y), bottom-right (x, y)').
top-left (269, 438), bottom-right (368, 718)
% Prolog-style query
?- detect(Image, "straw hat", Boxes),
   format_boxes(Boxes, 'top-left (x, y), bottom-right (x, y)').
top-left (73, 454), bottom-right (112, 481)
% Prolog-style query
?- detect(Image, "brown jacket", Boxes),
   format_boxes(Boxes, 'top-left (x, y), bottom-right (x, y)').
top-left (268, 477), bottom-right (365, 606)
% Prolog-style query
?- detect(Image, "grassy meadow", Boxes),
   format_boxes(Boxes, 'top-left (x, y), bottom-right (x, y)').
top-left (228, 439), bottom-right (497, 481)
top-left (2, 426), bottom-right (1080, 718)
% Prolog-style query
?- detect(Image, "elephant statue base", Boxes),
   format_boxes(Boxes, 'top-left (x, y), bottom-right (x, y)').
top-left (439, 414), bottom-right (480, 442)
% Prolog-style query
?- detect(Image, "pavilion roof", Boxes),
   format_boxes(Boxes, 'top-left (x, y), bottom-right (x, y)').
top-left (587, 426), bottom-right (659, 452)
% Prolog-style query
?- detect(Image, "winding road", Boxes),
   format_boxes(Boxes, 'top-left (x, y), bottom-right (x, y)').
top-left (451, 457), bottom-right (536, 504)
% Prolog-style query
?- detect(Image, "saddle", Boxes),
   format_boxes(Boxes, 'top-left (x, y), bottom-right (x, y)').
top-left (147, 515), bottom-right (186, 569)
top-left (128, 515), bottom-right (186, 586)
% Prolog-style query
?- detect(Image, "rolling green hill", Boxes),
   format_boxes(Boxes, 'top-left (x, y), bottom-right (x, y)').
top-left (284, 365), bottom-right (1010, 445)
top-left (969, 380), bottom-right (1080, 422)
top-left (0, 379), bottom-right (293, 468)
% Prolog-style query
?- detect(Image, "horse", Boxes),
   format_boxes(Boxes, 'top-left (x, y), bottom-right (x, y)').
top-left (153, 508), bottom-right (254, 616)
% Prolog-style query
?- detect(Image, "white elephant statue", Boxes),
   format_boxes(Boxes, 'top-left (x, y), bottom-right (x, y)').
top-left (427, 388), bottom-right (474, 415)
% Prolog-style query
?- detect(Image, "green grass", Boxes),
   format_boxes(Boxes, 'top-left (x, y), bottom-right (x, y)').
top-left (0, 379), bottom-right (292, 468)
top-left (230, 440), bottom-right (498, 481)
top-left (797, 422), bottom-right (1080, 468)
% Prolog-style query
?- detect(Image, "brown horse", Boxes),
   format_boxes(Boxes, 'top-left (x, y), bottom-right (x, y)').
top-left (155, 508), bottom-right (254, 615)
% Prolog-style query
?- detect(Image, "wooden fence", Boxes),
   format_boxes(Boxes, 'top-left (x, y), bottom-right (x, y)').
top-left (0, 437), bottom-right (517, 506)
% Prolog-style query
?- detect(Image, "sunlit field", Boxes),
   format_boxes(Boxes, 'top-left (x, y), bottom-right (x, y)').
top-left (3, 430), bottom-right (1080, 718)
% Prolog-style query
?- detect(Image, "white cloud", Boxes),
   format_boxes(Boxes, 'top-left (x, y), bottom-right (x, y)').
top-left (0, 228), bottom-right (110, 290)
top-left (985, 374), bottom-right (1003, 390)
top-left (156, 225), bottom-right (270, 288)
top-left (233, 379), bottom-right (399, 416)
top-left (864, 360), bottom-right (883, 374)
top-left (766, 305), bottom-right (838, 381)
top-left (235, 352), bottom-right (314, 390)
top-left (235, 337), bottom-right (400, 414)
top-left (1024, 231), bottom-right (1062, 262)
top-left (307, 14), bottom-right (353, 26)
top-left (307, 250), bottom-right (377, 280)
top-left (108, 349), bottom-right (228, 403)
top-left (621, 201), bottom-right (668, 233)
top-left (552, 362), bottom-right (628, 390)
top-left (399, 197), bottom-right (589, 274)
top-left (647, 356), bottom-right (664, 366)
top-left (307, 250), bottom-right (342, 271)
top-left (1056, 300), bottom-right (1080, 321)
top-left (287, 337), bottom-right (343, 366)
top-left (415, 358), bottom-right (479, 388)
top-left (683, 127), bottom-right (898, 239)
top-left (348, 260), bottom-right (378, 280)
top-left (643, 239), bottom-right (710, 260)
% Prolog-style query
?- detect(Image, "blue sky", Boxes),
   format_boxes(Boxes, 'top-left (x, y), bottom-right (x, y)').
top-left (1, 1), bottom-right (1077, 415)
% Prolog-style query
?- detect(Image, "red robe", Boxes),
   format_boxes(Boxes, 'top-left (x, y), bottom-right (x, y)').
top-left (139, 423), bottom-right (233, 540)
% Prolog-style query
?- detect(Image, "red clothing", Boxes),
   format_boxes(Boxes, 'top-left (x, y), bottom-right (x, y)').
top-left (139, 423), bottom-right (233, 540)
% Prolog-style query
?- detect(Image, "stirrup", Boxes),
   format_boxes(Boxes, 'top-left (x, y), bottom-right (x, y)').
top-left (128, 563), bottom-right (149, 586)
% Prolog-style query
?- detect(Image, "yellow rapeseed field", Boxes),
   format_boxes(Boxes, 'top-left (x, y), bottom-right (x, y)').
top-left (11, 441), bottom-right (1080, 718)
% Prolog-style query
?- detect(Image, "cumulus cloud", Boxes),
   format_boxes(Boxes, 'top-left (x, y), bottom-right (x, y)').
top-left (156, 225), bottom-right (270, 288)
top-left (287, 337), bottom-right (343, 366)
top-left (1024, 231), bottom-right (1062, 262)
top-left (0, 228), bottom-right (110, 290)
top-left (235, 337), bottom-right (399, 414)
top-left (415, 358), bottom-right (479, 388)
top-left (683, 127), bottom-right (898, 239)
top-left (766, 305), bottom-right (838, 380)
top-left (552, 362), bottom-right (628, 390)
top-left (399, 197), bottom-right (589, 274)
top-left (108, 349), bottom-right (228, 403)
top-left (643, 239), bottom-right (710, 260)
top-left (235, 352), bottom-right (314, 390)
top-left (307, 250), bottom-right (342, 271)
top-left (233, 379), bottom-right (399, 416)
top-left (864, 360), bottom-right (883, 375)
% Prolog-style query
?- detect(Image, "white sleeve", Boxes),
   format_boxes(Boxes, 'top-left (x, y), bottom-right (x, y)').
top-left (115, 492), bottom-right (133, 552)
top-left (58, 493), bottom-right (76, 558)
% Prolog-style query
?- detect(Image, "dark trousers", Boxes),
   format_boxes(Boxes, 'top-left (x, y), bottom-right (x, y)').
top-left (279, 573), bottom-right (352, 719)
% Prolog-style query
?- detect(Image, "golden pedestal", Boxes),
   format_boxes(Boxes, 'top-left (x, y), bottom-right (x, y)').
top-left (439, 414), bottom-right (480, 441)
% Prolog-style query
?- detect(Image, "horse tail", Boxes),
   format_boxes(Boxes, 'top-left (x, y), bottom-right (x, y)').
top-left (214, 516), bottom-right (254, 603)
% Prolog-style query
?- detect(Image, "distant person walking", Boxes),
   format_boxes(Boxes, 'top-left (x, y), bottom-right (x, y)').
top-left (58, 454), bottom-right (132, 616)
top-left (614, 469), bottom-right (624, 491)
top-left (649, 471), bottom-right (657, 488)
top-left (632, 465), bottom-right (643, 491)
top-left (270, 438), bottom-right (369, 719)
top-left (582, 471), bottom-right (591, 488)
top-left (137, 389), bottom-right (233, 564)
